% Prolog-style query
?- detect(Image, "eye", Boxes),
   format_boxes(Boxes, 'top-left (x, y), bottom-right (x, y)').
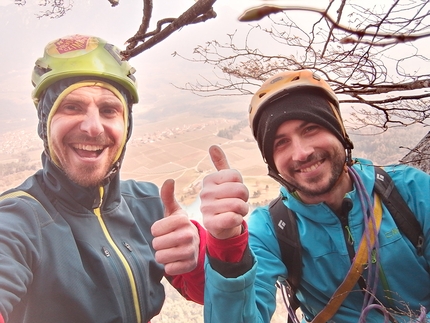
top-left (100, 104), bottom-right (123, 117)
top-left (303, 124), bottom-right (320, 134)
top-left (273, 137), bottom-right (289, 150)
top-left (59, 103), bottom-right (81, 114)
top-left (101, 107), bottom-right (117, 115)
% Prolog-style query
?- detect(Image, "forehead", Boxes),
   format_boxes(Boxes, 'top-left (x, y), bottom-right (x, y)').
top-left (64, 85), bottom-right (119, 99)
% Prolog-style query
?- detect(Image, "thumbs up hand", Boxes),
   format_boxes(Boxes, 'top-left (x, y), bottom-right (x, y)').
top-left (151, 179), bottom-right (200, 275)
top-left (200, 145), bottom-right (249, 240)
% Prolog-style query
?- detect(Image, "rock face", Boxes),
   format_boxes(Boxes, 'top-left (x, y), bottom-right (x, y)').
top-left (400, 131), bottom-right (430, 174)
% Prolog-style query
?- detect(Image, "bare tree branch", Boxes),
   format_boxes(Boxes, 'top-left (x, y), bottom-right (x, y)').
top-left (238, 3), bottom-right (430, 46)
top-left (177, 1), bottom-right (430, 131)
top-left (122, 0), bottom-right (217, 59)
top-left (34, 0), bottom-right (73, 19)
top-left (15, 0), bottom-right (218, 58)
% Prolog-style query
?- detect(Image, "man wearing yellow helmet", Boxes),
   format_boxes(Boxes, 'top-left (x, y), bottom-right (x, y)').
top-left (200, 70), bottom-right (430, 322)
top-left (0, 35), bottom-right (205, 323)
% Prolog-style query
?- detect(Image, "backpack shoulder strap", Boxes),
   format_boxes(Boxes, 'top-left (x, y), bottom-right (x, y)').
top-left (269, 195), bottom-right (302, 313)
top-left (373, 166), bottom-right (424, 256)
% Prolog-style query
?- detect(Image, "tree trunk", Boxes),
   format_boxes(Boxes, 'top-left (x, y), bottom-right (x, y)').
top-left (401, 131), bottom-right (430, 174)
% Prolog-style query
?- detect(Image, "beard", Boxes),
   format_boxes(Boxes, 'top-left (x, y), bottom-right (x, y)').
top-left (53, 133), bottom-right (121, 188)
top-left (63, 162), bottom-right (113, 188)
top-left (285, 147), bottom-right (346, 197)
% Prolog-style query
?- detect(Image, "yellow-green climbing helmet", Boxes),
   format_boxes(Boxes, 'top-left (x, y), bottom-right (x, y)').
top-left (31, 34), bottom-right (138, 106)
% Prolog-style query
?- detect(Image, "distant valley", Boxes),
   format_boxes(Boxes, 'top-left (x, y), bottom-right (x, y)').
top-left (0, 113), bottom-right (280, 209)
top-left (1, 112), bottom-right (427, 199)
top-left (0, 113), bottom-right (428, 322)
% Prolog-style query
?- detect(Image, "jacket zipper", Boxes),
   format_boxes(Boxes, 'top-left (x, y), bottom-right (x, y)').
top-left (102, 245), bottom-right (137, 317)
top-left (95, 187), bottom-right (142, 323)
top-left (338, 198), bottom-right (355, 262)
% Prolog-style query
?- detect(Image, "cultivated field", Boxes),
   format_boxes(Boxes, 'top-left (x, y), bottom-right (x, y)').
top-left (122, 114), bottom-right (281, 207)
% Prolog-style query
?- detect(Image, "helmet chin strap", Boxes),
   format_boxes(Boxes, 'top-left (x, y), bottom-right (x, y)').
top-left (268, 166), bottom-right (297, 193)
top-left (346, 147), bottom-right (354, 167)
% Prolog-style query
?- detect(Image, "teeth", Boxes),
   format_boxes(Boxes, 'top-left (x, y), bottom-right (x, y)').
top-left (73, 144), bottom-right (104, 151)
top-left (301, 161), bottom-right (322, 173)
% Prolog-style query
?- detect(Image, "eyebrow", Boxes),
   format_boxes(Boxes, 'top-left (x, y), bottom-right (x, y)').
top-left (61, 98), bottom-right (85, 106)
top-left (60, 92), bottom-right (90, 104)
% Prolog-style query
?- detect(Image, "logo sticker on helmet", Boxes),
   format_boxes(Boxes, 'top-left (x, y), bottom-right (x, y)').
top-left (48, 35), bottom-right (98, 57)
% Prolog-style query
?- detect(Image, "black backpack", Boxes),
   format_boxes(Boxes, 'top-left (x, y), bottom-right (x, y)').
top-left (270, 166), bottom-right (424, 322)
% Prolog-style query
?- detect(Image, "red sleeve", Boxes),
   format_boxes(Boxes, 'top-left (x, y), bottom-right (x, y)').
top-left (0, 313), bottom-right (4, 323)
top-left (166, 220), bottom-right (206, 305)
top-left (206, 220), bottom-right (248, 262)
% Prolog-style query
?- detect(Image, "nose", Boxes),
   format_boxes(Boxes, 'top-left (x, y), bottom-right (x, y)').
top-left (291, 138), bottom-right (313, 162)
top-left (80, 109), bottom-right (104, 137)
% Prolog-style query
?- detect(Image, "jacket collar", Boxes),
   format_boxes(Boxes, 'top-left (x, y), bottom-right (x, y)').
top-left (41, 152), bottom-right (122, 212)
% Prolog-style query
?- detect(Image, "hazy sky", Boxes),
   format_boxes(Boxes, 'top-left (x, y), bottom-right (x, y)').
top-left (4, 0), bottom-right (424, 137)
top-left (0, 0), bottom-right (329, 133)
top-left (0, 1), bottom-right (261, 129)
top-left (1, 1), bottom-right (428, 168)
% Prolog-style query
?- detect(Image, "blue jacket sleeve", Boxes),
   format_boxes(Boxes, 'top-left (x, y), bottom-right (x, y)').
top-left (204, 257), bottom-right (260, 322)
top-left (204, 207), bottom-right (286, 323)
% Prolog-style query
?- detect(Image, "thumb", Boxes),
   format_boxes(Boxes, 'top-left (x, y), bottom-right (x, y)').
top-left (209, 145), bottom-right (230, 171)
top-left (160, 179), bottom-right (181, 217)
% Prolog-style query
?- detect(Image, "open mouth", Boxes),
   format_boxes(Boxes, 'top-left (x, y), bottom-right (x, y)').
top-left (72, 143), bottom-right (105, 158)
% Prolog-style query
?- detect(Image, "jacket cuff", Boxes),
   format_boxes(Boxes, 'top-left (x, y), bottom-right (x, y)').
top-left (206, 220), bottom-right (248, 262)
top-left (207, 245), bottom-right (253, 278)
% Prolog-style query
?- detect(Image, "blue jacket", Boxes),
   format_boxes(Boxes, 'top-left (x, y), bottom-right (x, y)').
top-left (204, 159), bottom-right (430, 322)
top-left (0, 154), bottom-right (186, 323)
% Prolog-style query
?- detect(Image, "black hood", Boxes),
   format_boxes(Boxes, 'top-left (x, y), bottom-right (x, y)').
top-left (36, 76), bottom-right (134, 185)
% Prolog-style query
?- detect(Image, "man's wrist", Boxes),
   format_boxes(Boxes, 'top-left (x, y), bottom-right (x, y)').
top-left (206, 221), bottom-right (248, 263)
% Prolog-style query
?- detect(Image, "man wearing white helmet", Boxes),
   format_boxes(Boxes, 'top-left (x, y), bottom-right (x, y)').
top-left (0, 35), bottom-right (205, 323)
top-left (200, 70), bottom-right (430, 322)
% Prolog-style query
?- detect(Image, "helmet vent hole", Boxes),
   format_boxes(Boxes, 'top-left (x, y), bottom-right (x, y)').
top-left (291, 76), bottom-right (300, 81)
top-left (259, 93), bottom-right (266, 98)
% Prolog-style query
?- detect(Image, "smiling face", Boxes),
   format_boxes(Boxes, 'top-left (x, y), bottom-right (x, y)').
top-left (273, 119), bottom-right (346, 202)
top-left (49, 86), bottom-right (125, 187)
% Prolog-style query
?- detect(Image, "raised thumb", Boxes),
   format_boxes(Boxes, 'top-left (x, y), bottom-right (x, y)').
top-left (209, 145), bottom-right (231, 171)
top-left (160, 179), bottom-right (181, 217)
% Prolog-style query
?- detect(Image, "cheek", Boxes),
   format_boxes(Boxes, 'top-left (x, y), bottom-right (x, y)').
top-left (273, 150), bottom-right (289, 172)
top-left (49, 123), bottom-right (62, 140)
top-left (110, 120), bottom-right (126, 145)
top-left (50, 116), bottom-right (75, 138)
top-left (49, 118), bottom-right (69, 150)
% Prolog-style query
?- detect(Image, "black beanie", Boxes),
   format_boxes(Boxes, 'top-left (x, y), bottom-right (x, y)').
top-left (255, 87), bottom-right (352, 172)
